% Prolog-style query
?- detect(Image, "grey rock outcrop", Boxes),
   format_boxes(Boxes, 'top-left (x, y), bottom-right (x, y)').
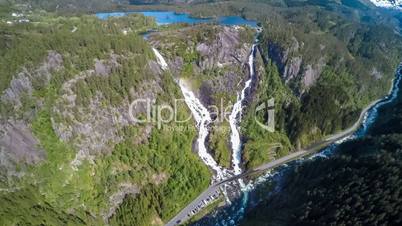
top-left (194, 26), bottom-right (250, 71)
top-left (150, 25), bottom-right (251, 107)
top-left (283, 56), bottom-right (302, 82)
top-left (104, 182), bottom-right (140, 221)
top-left (1, 51), bottom-right (63, 108)
top-left (371, 67), bottom-right (383, 80)
top-left (266, 37), bottom-right (326, 93)
top-left (0, 51), bottom-right (62, 177)
top-left (0, 120), bottom-right (45, 177)
top-left (51, 56), bottom-right (162, 169)
top-left (94, 54), bottom-right (119, 76)
top-left (303, 57), bottom-right (326, 89)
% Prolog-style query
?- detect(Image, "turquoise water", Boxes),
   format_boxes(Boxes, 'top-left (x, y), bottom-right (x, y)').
top-left (97, 8), bottom-right (401, 226)
top-left (217, 16), bottom-right (257, 27)
top-left (96, 9), bottom-right (401, 225)
top-left (96, 11), bottom-right (257, 27)
top-left (193, 66), bottom-right (402, 225)
top-left (96, 11), bottom-right (211, 25)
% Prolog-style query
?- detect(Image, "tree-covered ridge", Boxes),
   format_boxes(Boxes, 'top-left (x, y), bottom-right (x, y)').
top-left (234, 2), bottom-right (402, 167)
top-left (1, 1), bottom-right (402, 225)
top-left (135, 0), bottom-right (402, 168)
top-left (0, 10), bottom-right (211, 226)
top-left (148, 23), bottom-right (255, 168)
top-left (0, 8), bottom-right (155, 95)
top-left (242, 135), bottom-right (402, 225)
top-left (241, 59), bottom-right (294, 168)
top-left (258, 6), bottom-right (402, 147)
top-left (240, 70), bottom-right (402, 226)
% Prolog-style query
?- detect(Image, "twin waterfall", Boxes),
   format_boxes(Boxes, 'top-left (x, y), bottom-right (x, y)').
top-left (152, 42), bottom-right (257, 183)
top-left (178, 81), bottom-right (228, 181)
top-left (230, 44), bottom-right (256, 176)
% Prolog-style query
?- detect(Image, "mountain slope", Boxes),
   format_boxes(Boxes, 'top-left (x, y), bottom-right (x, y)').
top-left (185, 0), bottom-right (402, 166)
top-left (240, 68), bottom-right (402, 226)
top-left (0, 10), bottom-right (211, 225)
top-left (1, 1), bottom-right (402, 226)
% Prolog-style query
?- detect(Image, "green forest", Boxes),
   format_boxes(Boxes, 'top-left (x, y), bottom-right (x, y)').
top-left (233, 0), bottom-right (402, 167)
top-left (0, 6), bottom-right (210, 226)
top-left (241, 73), bottom-right (402, 226)
top-left (1, 0), bottom-right (402, 225)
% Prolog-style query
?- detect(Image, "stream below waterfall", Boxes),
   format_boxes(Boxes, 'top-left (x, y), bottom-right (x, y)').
top-left (152, 34), bottom-right (260, 185)
top-left (229, 44), bottom-right (257, 177)
top-left (192, 65), bottom-right (402, 226)
top-left (152, 39), bottom-right (258, 183)
top-left (96, 11), bottom-right (402, 226)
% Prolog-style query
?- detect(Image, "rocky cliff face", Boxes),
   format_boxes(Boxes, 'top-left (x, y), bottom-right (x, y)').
top-left (1, 51), bottom-right (63, 110)
top-left (265, 37), bottom-right (325, 95)
top-left (0, 120), bottom-right (45, 179)
top-left (0, 46), bottom-right (173, 220)
top-left (369, 0), bottom-right (402, 9)
top-left (0, 51), bottom-right (63, 178)
top-left (148, 24), bottom-right (254, 167)
top-left (0, 47), bottom-right (164, 179)
top-left (51, 54), bottom-right (162, 169)
top-left (149, 25), bottom-right (252, 106)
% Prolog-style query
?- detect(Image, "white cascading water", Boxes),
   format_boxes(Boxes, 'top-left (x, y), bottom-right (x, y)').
top-left (152, 48), bottom-right (168, 70)
top-left (229, 44), bottom-right (256, 176)
top-left (178, 81), bottom-right (227, 181)
top-left (152, 47), bottom-right (227, 181)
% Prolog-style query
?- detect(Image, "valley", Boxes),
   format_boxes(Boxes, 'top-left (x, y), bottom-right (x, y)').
top-left (1, 1), bottom-right (402, 226)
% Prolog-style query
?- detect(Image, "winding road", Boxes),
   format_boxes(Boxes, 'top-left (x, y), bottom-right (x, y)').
top-left (165, 93), bottom-right (388, 226)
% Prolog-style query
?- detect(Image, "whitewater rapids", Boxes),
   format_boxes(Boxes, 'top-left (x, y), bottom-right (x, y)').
top-left (152, 48), bottom-right (227, 182)
top-left (229, 44), bottom-right (257, 176)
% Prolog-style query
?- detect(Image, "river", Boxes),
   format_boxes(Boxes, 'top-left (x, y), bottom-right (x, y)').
top-left (134, 10), bottom-right (261, 223)
top-left (99, 11), bottom-right (258, 183)
top-left (151, 37), bottom-right (259, 184)
top-left (96, 11), bottom-right (402, 226)
top-left (192, 65), bottom-right (402, 225)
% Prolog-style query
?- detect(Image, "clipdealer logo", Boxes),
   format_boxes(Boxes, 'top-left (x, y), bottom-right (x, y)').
top-left (128, 97), bottom-right (275, 131)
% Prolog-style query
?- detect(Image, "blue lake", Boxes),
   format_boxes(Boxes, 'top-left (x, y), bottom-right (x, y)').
top-left (96, 11), bottom-right (257, 27)
top-left (217, 16), bottom-right (258, 27)
top-left (98, 8), bottom-right (401, 226)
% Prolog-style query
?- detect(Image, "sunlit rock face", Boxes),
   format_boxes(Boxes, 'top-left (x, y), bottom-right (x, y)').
top-left (369, 0), bottom-right (402, 9)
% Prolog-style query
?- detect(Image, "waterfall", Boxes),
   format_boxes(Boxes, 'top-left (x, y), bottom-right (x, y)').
top-left (152, 47), bottom-right (227, 181)
top-left (152, 36), bottom-right (261, 182)
top-left (229, 44), bottom-right (257, 176)
top-left (199, 62), bottom-right (402, 226)
top-left (152, 40), bottom-right (261, 183)
top-left (178, 80), bottom-right (227, 181)
top-left (152, 48), bottom-right (168, 70)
